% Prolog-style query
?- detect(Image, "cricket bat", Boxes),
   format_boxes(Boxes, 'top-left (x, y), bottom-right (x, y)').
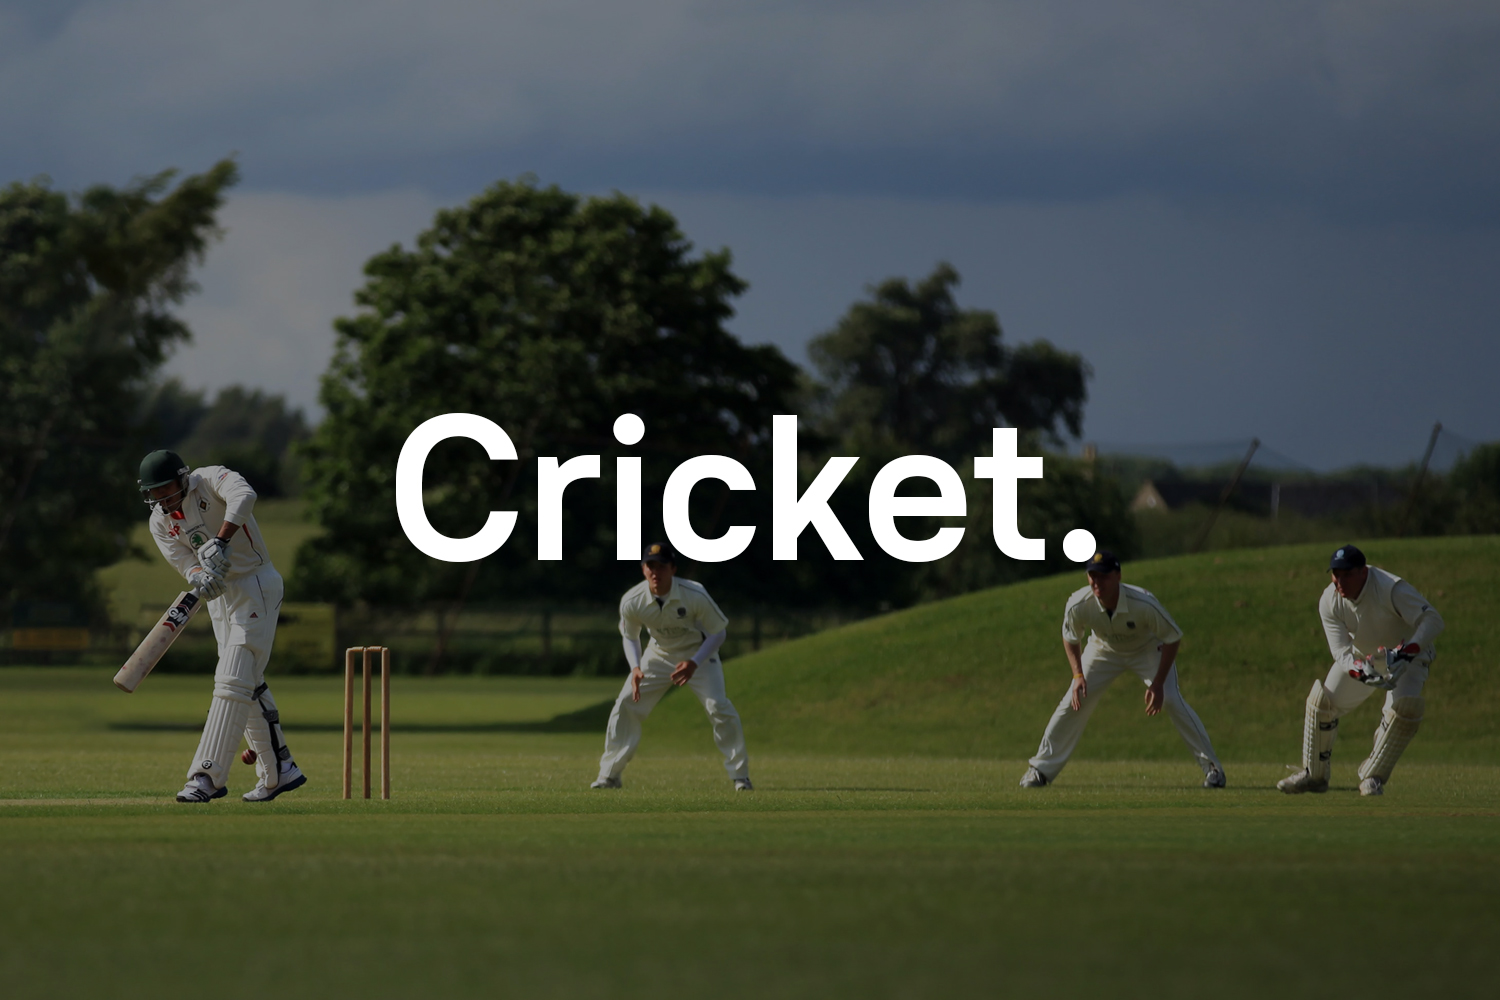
top-left (113, 591), bottom-right (203, 693)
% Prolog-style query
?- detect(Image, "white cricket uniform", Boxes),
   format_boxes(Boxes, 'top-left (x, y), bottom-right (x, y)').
top-left (149, 466), bottom-right (292, 790)
top-left (597, 578), bottom-right (749, 782)
top-left (1316, 567), bottom-right (1443, 717)
top-left (1028, 583), bottom-right (1221, 781)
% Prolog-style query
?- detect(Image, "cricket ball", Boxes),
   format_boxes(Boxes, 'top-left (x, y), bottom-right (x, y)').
top-left (241, 748), bottom-right (257, 765)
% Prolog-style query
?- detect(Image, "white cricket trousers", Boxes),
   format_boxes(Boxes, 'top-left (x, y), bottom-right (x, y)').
top-left (187, 569), bottom-right (289, 789)
top-left (1028, 643), bottom-right (1221, 781)
top-left (597, 651), bottom-right (749, 781)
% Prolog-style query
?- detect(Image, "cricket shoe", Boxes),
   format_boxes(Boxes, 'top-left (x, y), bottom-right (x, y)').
top-left (734, 778), bottom-right (754, 792)
top-left (175, 774), bottom-right (227, 803)
top-left (243, 762), bottom-right (307, 802)
top-left (1018, 767), bottom-right (1049, 788)
top-left (590, 776), bottom-right (622, 789)
top-left (1359, 776), bottom-right (1385, 797)
top-left (1202, 766), bottom-right (1227, 789)
top-left (1276, 768), bottom-right (1329, 794)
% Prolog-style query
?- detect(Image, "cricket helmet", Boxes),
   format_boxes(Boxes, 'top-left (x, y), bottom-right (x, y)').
top-left (138, 449), bottom-right (190, 509)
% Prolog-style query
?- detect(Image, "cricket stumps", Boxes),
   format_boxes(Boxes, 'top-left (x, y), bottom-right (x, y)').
top-left (343, 646), bottom-right (391, 800)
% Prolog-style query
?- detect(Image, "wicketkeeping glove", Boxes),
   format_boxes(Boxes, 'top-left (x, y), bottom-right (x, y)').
top-left (1348, 643), bottom-right (1419, 690)
top-left (196, 537), bottom-right (231, 577)
top-left (188, 567), bottom-right (227, 600)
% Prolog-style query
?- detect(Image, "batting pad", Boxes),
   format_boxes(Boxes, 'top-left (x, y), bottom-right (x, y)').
top-left (244, 684), bottom-right (291, 789)
top-left (1303, 680), bottom-right (1338, 783)
top-left (1358, 696), bottom-right (1424, 783)
top-left (187, 647), bottom-right (258, 788)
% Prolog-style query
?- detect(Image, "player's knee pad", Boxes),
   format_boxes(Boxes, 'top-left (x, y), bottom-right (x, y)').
top-left (211, 677), bottom-right (255, 704)
top-left (213, 645), bottom-right (260, 696)
top-left (1303, 679), bottom-right (1338, 781)
top-left (1358, 696), bottom-right (1424, 783)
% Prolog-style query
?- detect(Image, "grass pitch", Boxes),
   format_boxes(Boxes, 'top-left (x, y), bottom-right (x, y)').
top-left (3, 667), bottom-right (1498, 1000)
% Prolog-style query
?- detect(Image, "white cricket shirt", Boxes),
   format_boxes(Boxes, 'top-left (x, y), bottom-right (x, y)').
top-left (1319, 566), bottom-right (1443, 672)
top-left (619, 578), bottom-right (729, 662)
top-left (1062, 582), bottom-right (1183, 656)
top-left (148, 466), bottom-right (275, 583)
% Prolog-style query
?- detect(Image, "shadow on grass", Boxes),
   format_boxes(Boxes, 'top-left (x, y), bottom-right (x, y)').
top-left (109, 698), bottom-right (617, 734)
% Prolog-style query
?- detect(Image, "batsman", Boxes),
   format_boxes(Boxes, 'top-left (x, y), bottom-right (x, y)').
top-left (138, 449), bottom-right (306, 803)
top-left (1278, 545), bottom-right (1443, 797)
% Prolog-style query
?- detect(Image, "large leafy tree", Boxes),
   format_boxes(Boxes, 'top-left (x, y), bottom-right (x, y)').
top-left (0, 161), bottom-right (238, 610)
top-left (293, 178), bottom-right (800, 609)
top-left (809, 263), bottom-right (1088, 467)
top-left (802, 263), bottom-right (1132, 605)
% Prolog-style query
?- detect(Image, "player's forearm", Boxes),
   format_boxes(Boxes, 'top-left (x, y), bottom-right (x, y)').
top-left (212, 468), bottom-right (257, 525)
top-left (1154, 641), bottom-right (1180, 686)
top-left (1063, 641), bottom-right (1084, 678)
top-left (216, 521), bottom-right (240, 541)
top-left (1404, 606), bottom-right (1444, 652)
top-left (691, 629), bottom-right (726, 665)
top-left (621, 637), bottom-right (643, 671)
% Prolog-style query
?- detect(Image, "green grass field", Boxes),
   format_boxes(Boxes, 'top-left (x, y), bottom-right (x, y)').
top-left (9, 537), bottom-right (1499, 998)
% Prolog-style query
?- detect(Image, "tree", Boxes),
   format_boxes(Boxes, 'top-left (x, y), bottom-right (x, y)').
top-left (0, 161), bottom-right (238, 609)
top-left (800, 263), bottom-right (1129, 606)
top-left (292, 178), bottom-right (801, 610)
top-left (808, 263), bottom-right (1088, 467)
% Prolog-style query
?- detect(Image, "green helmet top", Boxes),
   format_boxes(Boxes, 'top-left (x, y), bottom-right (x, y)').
top-left (138, 450), bottom-right (189, 489)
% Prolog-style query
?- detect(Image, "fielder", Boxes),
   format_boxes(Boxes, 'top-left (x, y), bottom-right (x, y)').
top-left (1277, 545), bottom-right (1443, 797)
top-left (593, 543), bottom-right (752, 791)
top-left (138, 449), bottom-right (306, 803)
top-left (1020, 551), bottom-right (1226, 788)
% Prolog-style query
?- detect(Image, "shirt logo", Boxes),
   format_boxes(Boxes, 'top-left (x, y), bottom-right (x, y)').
top-left (1126, 621), bottom-right (1135, 629)
top-left (676, 607), bottom-right (687, 618)
top-left (199, 499), bottom-right (209, 511)
top-left (169, 524), bottom-right (181, 538)
top-left (190, 532), bottom-right (207, 548)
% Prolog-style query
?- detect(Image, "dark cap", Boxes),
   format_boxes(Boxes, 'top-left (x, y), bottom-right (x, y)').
top-left (641, 542), bottom-right (676, 564)
top-left (1085, 550), bottom-right (1121, 574)
top-left (1329, 544), bottom-right (1366, 570)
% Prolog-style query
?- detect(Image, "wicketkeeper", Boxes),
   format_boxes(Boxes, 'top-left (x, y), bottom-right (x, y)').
top-left (1277, 545), bottom-right (1443, 797)
top-left (138, 449), bottom-right (306, 803)
top-left (593, 543), bottom-right (752, 790)
top-left (1020, 551), bottom-right (1226, 789)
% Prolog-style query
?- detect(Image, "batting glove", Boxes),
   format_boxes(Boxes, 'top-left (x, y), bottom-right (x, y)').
top-left (188, 568), bottom-right (226, 600)
top-left (196, 537), bottom-right (231, 577)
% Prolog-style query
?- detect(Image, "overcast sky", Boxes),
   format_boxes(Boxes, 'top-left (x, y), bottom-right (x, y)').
top-left (6, 1), bottom-right (1498, 469)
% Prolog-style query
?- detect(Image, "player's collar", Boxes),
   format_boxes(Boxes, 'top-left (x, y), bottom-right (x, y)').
top-left (650, 580), bottom-right (683, 605)
top-left (1094, 585), bottom-right (1132, 616)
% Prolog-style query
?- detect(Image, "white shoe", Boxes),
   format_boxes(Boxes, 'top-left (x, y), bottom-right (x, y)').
top-left (1202, 766), bottom-right (1227, 789)
top-left (591, 776), bottom-right (622, 789)
top-left (175, 774), bottom-right (227, 803)
top-left (1359, 776), bottom-right (1384, 797)
top-left (1276, 768), bottom-right (1328, 794)
top-left (243, 762), bottom-right (307, 802)
top-left (733, 778), bottom-right (753, 791)
top-left (1019, 767), bottom-right (1049, 788)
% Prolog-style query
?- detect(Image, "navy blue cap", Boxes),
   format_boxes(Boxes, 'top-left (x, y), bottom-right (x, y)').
top-left (1329, 545), bottom-right (1366, 570)
top-left (641, 542), bottom-right (676, 564)
top-left (1085, 550), bottom-right (1122, 574)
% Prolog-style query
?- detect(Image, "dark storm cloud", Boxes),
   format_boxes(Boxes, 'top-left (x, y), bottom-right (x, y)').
top-left (3, 1), bottom-right (1499, 221)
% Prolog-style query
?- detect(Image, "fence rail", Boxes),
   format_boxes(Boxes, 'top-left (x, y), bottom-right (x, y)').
top-left (1, 602), bottom-right (866, 675)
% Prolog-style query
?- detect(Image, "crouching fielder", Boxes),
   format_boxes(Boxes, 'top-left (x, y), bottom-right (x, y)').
top-left (138, 450), bottom-right (306, 803)
top-left (1020, 551), bottom-right (1225, 789)
top-left (593, 543), bottom-right (751, 791)
top-left (1278, 545), bottom-right (1443, 797)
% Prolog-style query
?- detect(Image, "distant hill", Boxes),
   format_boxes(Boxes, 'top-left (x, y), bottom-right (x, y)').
top-left (645, 537), bottom-right (1495, 766)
